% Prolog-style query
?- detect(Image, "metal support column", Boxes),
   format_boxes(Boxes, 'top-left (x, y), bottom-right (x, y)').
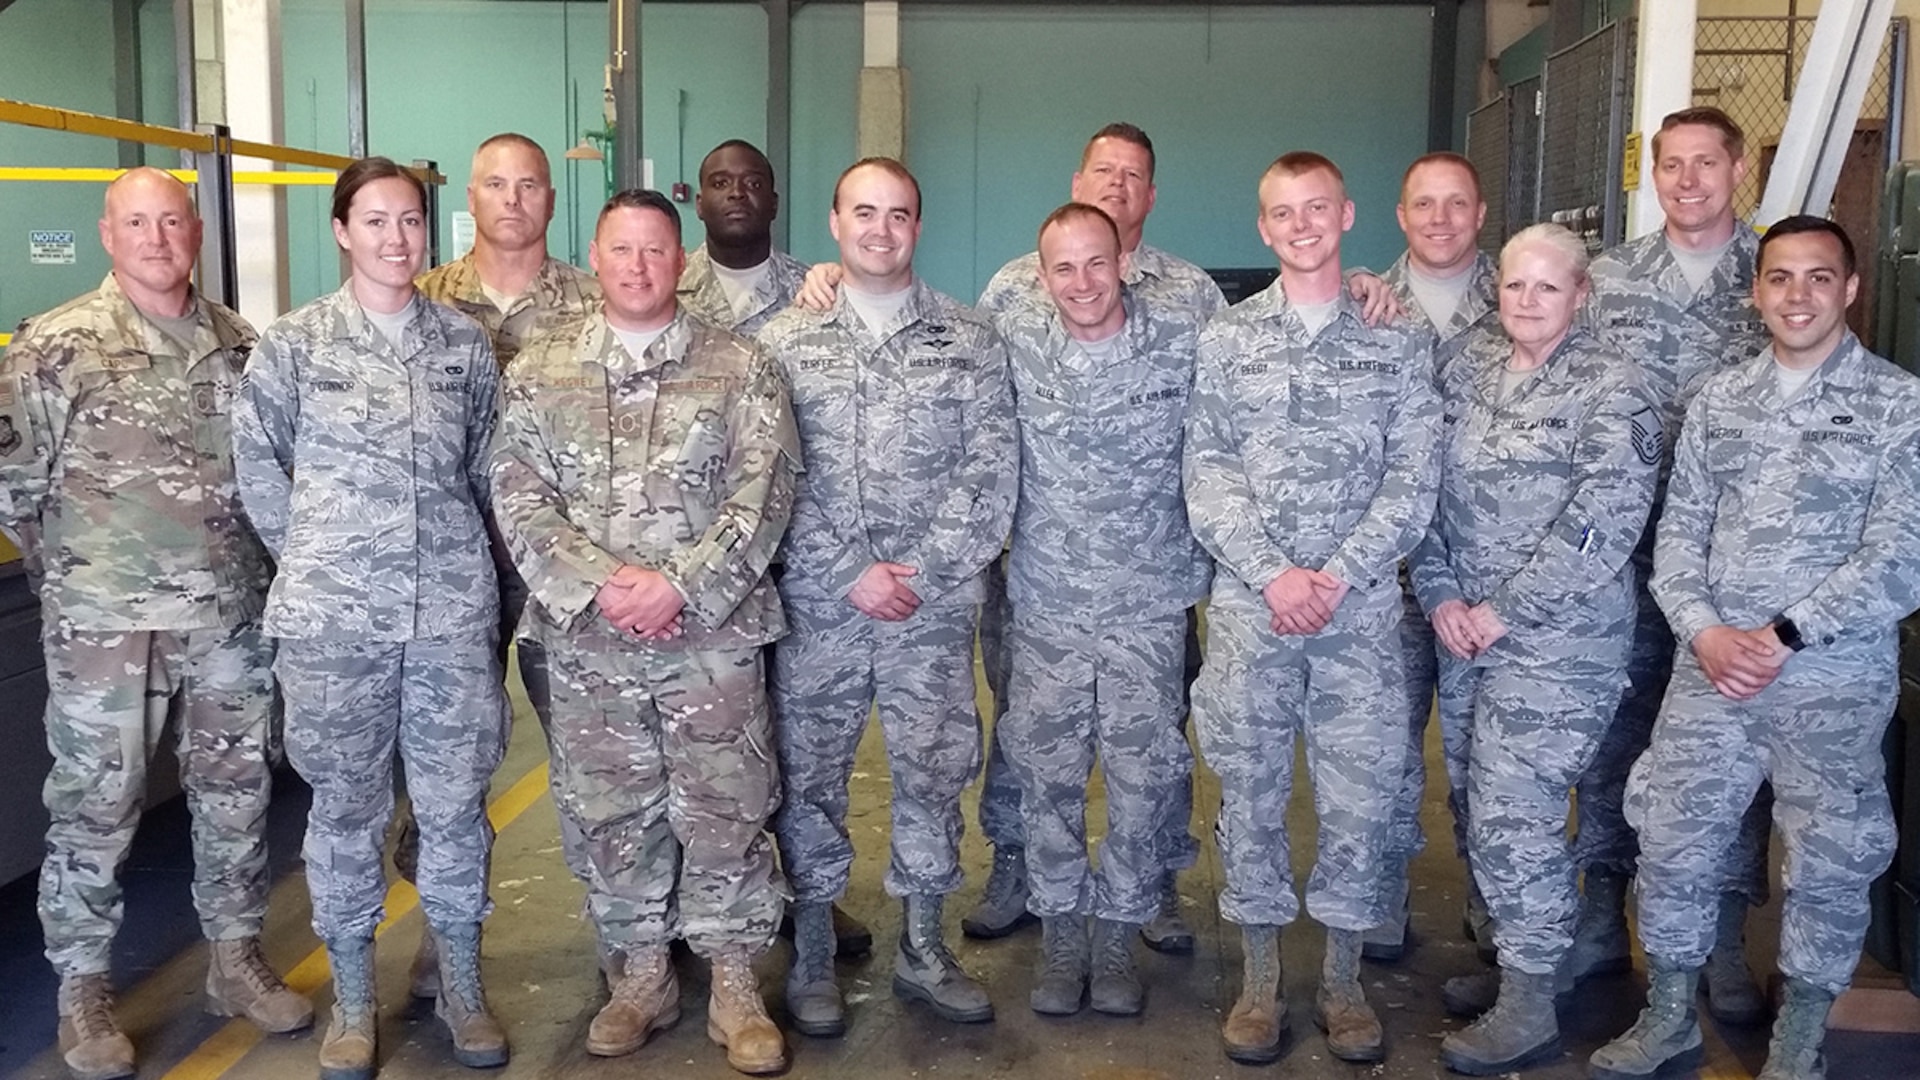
top-left (111, 0), bottom-right (144, 167)
top-left (765, 0), bottom-right (793, 250)
top-left (1627, 0), bottom-right (1698, 239)
top-left (1428, 0), bottom-right (1459, 151)
top-left (611, 0), bottom-right (643, 191)
top-left (1758, 0), bottom-right (1895, 222)
top-left (194, 124), bottom-right (238, 310)
top-left (172, 0), bottom-right (197, 164)
top-left (345, 0), bottom-right (368, 157)
top-left (416, 159), bottom-right (441, 269)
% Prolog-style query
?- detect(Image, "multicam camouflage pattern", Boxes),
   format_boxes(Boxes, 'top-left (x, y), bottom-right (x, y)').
top-left (37, 622), bottom-right (276, 976)
top-left (676, 245), bottom-right (810, 337)
top-left (1184, 279), bottom-right (1438, 930)
top-left (975, 241), bottom-right (1226, 319)
top-left (232, 283), bottom-right (501, 642)
top-left (1409, 327), bottom-right (1657, 974)
top-left (986, 292), bottom-right (1207, 917)
top-left (491, 309), bottom-right (799, 648)
top-left (1633, 334), bottom-right (1920, 993)
top-left (759, 277), bottom-right (1016, 607)
top-left (1576, 228), bottom-right (1773, 889)
top-left (491, 306), bottom-right (796, 953)
top-left (416, 253), bottom-right (600, 368)
top-left (544, 639), bottom-right (784, 955)
top-left (276, 631), bottom-right (508, 939)
top-left (1376, 251), bottom-right (1499, 869)
top-left (999, 609), bottom-right (1191, 923)
top-left (771, 603), bottom-right (980, 902)
top-left (0, 274), bottom-right (270, 630)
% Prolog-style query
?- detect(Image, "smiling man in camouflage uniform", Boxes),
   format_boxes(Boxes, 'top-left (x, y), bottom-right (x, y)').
top-left (491, 189), bottom-right (798, 1077)
top-left (760, 157), bottom-right (1016, 1036)
top-left (0, 167), bottom-right (310, 1080)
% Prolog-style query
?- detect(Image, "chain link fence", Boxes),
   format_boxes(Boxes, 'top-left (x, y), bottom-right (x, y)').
top-left (1466, 93), bottom-right (1510, 250)
top-left (1540, 21), bottom-right (1634, 253)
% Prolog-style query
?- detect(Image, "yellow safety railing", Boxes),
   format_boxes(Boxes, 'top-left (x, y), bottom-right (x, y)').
top-left (0, 167), bottom-right (337, 186)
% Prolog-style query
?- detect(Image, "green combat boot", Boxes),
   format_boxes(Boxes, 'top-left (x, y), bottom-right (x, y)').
top-left (1440, 967), bottom-right (1562, 1075)
top-left (1090, 917), bottom-right (1144, 1016)
top-left (1029, 914), bottom-right (1088, 1015)
top-left (784, 901), bottom-right (845, 1037)
top-left (1755, 977), bottom-right (1834, 1080)
top-left (894, 894), bottom-right (994, 1022)
top-left (1702, 892), bottom-right (1767, 1026)
top-left (1589, 958), bottom-right (1704, 1079)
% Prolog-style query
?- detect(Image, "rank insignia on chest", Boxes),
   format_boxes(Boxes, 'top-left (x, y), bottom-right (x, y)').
top-left (227, 346), bottom-right (251, 374)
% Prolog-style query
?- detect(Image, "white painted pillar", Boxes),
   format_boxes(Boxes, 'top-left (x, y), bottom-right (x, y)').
top-left (858, 1), bottom-right (907, 161)
top-left (1627, 0), bottom-right (1697, 240)
top-left (197, 0), bottom-right (288, 326)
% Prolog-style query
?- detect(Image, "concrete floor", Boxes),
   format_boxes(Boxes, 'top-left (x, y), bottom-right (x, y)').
top-left (4, 648), bottom-right (1919, 1079)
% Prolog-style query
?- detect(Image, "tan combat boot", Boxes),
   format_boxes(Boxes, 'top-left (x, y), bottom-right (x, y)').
top-left (587, 945), bottom-right (681, 1056)
top-left (1314, 927), bottom-right (1385, 1063)
top-left (707, 947), bottom-right (787, 1075)
top-left (409, 924), bottom-right (439, 999)
top-left (57, 973), bottom-right (135, 1080)
top-left (206, 936), bottom-right (314, 1033)
top-left (1222, 924), bottom-right (1286, 1064)
top-left (432, 924), bottom-right (508, 1068)
top-left (318, 938), bottom-right (376, 1080)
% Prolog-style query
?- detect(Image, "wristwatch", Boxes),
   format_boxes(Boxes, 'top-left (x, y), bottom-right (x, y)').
top-left (1770, 614), bottom-right (1807, 652)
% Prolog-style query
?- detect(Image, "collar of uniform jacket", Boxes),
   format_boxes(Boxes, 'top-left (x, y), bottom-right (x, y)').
top-left (425, 251), bottom-right (589, 315)
top-left (1034, 285), bottom-right (1148, 361)
top-left (575, 306), bottom-right (694, 373)
top-left (1249, 272), bottom-right (1368, 342)
top-left (1638, 224), bottom-right (1761, 300)
top-left (94, 271), bottom-right (251, 366)
top-left (1468, 323), bottom-right (1590, 406)
top-left (1745, 331), bottom-right (1867, 409)
top-left (324, 280), bottom-right (453, 361)
top-left (821, 275), bottom-right (942, 337)
top-left (1379, 249), bottom-right (1499, 339)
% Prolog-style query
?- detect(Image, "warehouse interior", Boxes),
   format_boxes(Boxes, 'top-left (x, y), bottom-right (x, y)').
top-left (6, 1), bottom-right (1920, 1078)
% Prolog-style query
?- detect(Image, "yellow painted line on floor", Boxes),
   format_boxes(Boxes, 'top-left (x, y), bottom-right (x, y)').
top-left (159, 761), bottom-right (551, 1080)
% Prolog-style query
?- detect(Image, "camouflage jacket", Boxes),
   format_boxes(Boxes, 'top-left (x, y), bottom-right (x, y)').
top-left (995, 290), bottom-right (1211, 623)
top-left (233, 283), bottom-right (501, 641)
top-left (759, 277), bottom-right (1016, 609)
top-left (1409, 327), bottom-right (1658, 638)
top-left (1184, 278), bottom-right (1439, 622)
top-left (1378, 250), bottom-right (1500, 369)
top-left (416, 253), bottom-right (599, 368)
top-left (977, 241), bottom-right (1226, 318)
top-left (0, 274), bottom-right (270, 630)
top-left (677, 245), bottom-right (810, 338)
top-left (1654, 335), bottom-right (1920, 656)
top-left (491, 308), bottom-right (800, 651)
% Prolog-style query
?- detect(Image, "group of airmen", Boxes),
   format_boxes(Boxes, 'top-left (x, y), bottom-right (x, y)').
top-left (0, 101), bottom-right (1913, 1080)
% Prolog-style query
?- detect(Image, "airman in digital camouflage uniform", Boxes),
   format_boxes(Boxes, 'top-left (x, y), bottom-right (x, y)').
top-left (761, 158), bottom-right (1016, 1036)
top-left (411, 131), bottom-right (600, 998)
top-left (1592, 216), bottom-right (1920, 1080)
top-left (1409, 224), bottom-right (1658, 1075)
top-left (967, 123), bottom-right (1219, 952)
top-left (1573, 108), bottom-right (1775, 1023)
top-left (1368, 151), bottom-right (1502, 963)
top-left (0, 167), bottom-right (310, 1080)
top-left (992, 203), bottom-right (1210, 1019)
top-left (1185, 152), bottom-right (1437, 1066)
top-left (678, 140), bottom-right (811, 338)
top-left (491, 189), bottom-right (797, 1076)
top-left (233, 159), bottom-right (508, 1078)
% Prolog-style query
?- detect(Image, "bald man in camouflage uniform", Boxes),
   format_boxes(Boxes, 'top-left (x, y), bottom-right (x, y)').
top-left (0, 167), bottom-right (309, 1080)
top-left (1593, 216), bottom-right (1920, 1080)
top-left (763, 159), bottom-right (1015, 1035)
top-left (992, 204), bottom-right (1210, 1020)
top-left (1572, 109), bottom-right (1774, 1021)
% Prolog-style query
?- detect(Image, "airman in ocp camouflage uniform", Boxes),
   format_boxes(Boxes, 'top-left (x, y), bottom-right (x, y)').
top-left (1572, 108), bottom-right (1775, 1016)
top-left (1185, 153), bottom-right (1436, 1067)
top-left (1368, 151), bottom-right (1503, 963)
top-left (763, 158), bottom-right (1015, 1037)
top-left (676, 140), bottom-right (811, 339)
top-left (491, 189), bottom-right (797, 1076)
top-left (968, 122), bottom-right (1222, 953)
top-left (234, 159), bottom-right (509, 1077)
top-left (990, 203), bottom-right (1211, 1020)
top-left (1410, 225), bottom-right (1659, 1076)
top-left (416, 243), bottom-right (599, 366)
top-left (0, 168), bottom-right (310, 1080)
top-left (1594, 217), bottom-right (1920, 1080)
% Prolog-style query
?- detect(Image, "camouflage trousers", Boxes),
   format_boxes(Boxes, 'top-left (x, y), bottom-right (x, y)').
top-left (393, 568), bottom-right (587, 885)
top-left (1449, 634), bottom-right (1625, 975)
top-left (772, 601), bottom-right (980, 902)
top-left (545, 639), bottom-right (783, 957)
top-left (1628, 648), bottom-right (1896, 995)
top-left (1575, 588), bottom-right (1772, 901)
top-left (1000, 610), bottom-right (1194, 924)
top-left (1192, 595), bottom-right (1408, 931)
top-left (38, 621), bottom-right (276, 977)
top-left (978, 559), bottom-right (1202, 873)
top-left (277, 631), bottom-right (507, 940)
top-left (1384, 580), bottom-right (1446, 866)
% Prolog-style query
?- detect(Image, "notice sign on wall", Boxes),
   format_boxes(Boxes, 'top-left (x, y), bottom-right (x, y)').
top-left (29, 230), bottom-right (76, 265)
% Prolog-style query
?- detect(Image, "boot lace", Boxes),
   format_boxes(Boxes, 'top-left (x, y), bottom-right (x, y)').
top-left (1038, 920), bottom-right (1085, 981)
top-left (224, 939), bottom-right (287, 999)
top-left (980, 848), bottom-right (1026, 913)
top-left (1092, 922), bottom-right (1132, 980)
top-left (66, 976), bottom-right (119, 1042)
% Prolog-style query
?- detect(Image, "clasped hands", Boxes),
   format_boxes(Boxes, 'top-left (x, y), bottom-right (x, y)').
top-left (596, 565), bottom-right (686, 640)
top-left (1691, 624), bottom-right (1790, 701)
top-left (1263, 567), bottom-right (1353, 636)
top-left (850, 561), bottom-right (922, 621)
top-left (1430, 599), bottom-right (1510, 660)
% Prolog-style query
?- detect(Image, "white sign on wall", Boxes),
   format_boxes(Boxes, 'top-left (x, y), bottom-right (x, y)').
top-left (450, 212), bottom-right (476, 259)
top-left (29, 230), bottom-right (76, 265)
